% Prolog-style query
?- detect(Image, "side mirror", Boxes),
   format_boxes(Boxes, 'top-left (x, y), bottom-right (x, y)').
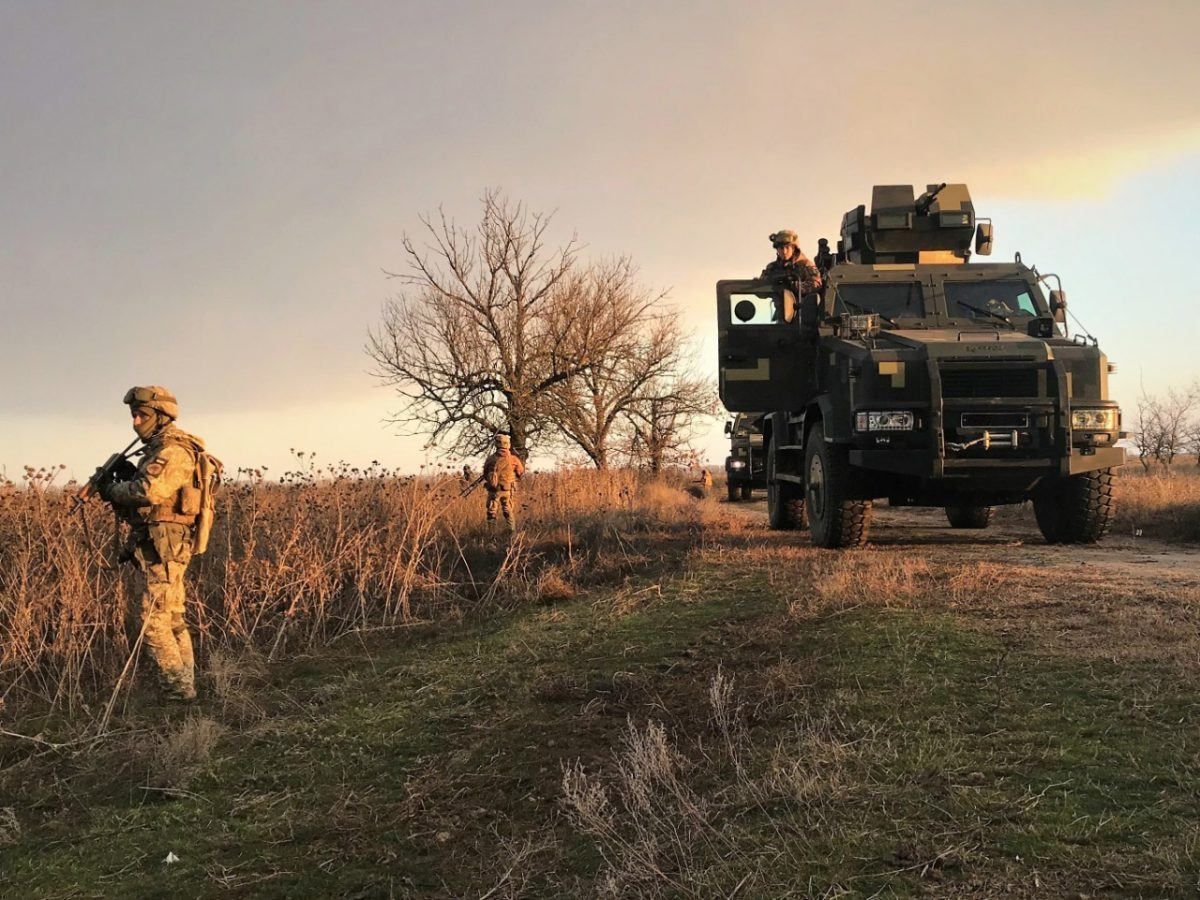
top-left (1049, 289), bottom-right (1067, 324)
top-left (733, 299), bottom-right (757, 322)
top-left (724, 421), bottom-right (732, 435)
top-left (974, 223), bottom-right (993, 256)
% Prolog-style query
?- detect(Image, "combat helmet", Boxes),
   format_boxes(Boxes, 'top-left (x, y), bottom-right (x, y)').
top-left (769, 229), bottom-right (799, 248)
top-left (123, 385), bottom-right (179, 420)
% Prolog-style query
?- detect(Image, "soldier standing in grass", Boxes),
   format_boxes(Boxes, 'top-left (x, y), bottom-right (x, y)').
top-left (482, 434), bottom-right (525, 530)
top-left (97, 386), bottom-right (219, 702)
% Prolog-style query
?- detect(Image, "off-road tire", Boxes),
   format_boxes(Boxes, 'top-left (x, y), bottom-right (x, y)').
top-left (787, 497), bottom-right (809, 530)
top-left (740, 484), bottom-right (753, 501)
top-left (1033, 468), bottom-right (1116, 544)
top-left (766, 439), bottom-right (802, 530)
top-left (727, 482), bottom-right (739, 503)
top-left (945, 504), bottom-right (994, 529)
top-left (804, 423), bottom-right (871, 548)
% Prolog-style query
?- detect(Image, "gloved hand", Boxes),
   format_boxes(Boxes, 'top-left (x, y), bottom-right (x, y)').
top-left (96, 458), bottom-right (137, 502)
top-left (95, 471), bottom-right (118, 502)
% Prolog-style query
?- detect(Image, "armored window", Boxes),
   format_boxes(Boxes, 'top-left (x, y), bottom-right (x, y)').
top-left (945, 281), bottom-right (1041, 320)
top-left (728, 292), bottom-right (783, 326)
top-left (834, 282), bottom-right (924, 320)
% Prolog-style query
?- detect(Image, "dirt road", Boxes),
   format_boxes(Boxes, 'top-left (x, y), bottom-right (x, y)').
top-left (725, 495), bottom-right (1200, 591)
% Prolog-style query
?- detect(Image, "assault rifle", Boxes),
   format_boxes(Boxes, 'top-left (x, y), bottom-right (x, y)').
top-left (458, 473), bottom-right (486, 498)
top-left (71, 438), bottom-right (140, 513)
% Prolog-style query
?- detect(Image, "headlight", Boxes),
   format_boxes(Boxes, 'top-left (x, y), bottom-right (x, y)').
top-left (728, 459), bottom-right (747, 470)
top-left (855, 410), bottom-right (915, 432)
top-left (1071, 408), bottom-right (1118, 431)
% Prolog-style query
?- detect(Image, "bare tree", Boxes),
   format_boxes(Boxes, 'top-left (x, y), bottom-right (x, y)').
top-left (544, 259), bottom-right (678, 468)
top-left (624, 371), bottom-right (719, 475)
top-left (1135, 380), bottom-right (1200, 472)
top-left (366, 191), bottom-right (583, 459)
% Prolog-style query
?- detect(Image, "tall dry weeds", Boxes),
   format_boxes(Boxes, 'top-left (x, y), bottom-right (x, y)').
top-left (0, 461), bottom-right (699, 717)
top-left (1113, 464), bottom-right (1200, 542)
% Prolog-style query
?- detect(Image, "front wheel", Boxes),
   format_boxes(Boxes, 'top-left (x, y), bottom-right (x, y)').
top-left (740, 484), bottom-right (753, 501)
top-left (804, 423), bottom-right (871, 548)
top-left (1033, 469), bottom-right (1116, 544)
top-left (727, 481), bottom-right (739, 502)
top-left (945, 504), bottom-right (994, 529)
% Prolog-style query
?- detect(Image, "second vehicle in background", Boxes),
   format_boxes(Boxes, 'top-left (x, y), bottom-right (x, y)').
top-left (724, 412), bottom-right (768, 502)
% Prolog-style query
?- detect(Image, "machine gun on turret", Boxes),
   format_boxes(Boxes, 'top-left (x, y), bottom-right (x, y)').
top-left (914, 182), bottom-right (947, 215)
top-left (839, 183), bottom-right (985, 265)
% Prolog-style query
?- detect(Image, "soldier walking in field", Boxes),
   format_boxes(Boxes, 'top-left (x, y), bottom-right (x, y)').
top-left (762, 229), bottom-right (823, 296)
top-left (96, 386), bottom-right (220, 702)
top-left (482, 434), bottom-right (525, 530)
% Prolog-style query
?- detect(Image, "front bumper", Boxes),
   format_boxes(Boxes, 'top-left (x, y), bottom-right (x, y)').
top-left (849, 445), bottom-right (1125, 480)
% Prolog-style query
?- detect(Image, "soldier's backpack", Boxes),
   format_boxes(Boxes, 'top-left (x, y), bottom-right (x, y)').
top-left (487, 452), bottom-right (517, 490)
top-left (191, 449), bottom-right (223, 555)
top-left (169, 432), bottom-right (223, 555)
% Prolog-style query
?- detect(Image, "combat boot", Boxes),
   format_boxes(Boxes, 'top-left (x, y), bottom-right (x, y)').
top-left (161, 668), bottom-right (198, 703)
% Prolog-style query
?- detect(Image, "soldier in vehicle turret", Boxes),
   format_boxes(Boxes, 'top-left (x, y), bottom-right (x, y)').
top-left (761, 229), bottom-right (822, 296)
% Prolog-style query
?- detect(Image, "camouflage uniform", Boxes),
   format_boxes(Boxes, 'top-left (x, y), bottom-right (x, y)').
top-left (104, 387), bottom-right (208, 701)
top-left (762, 228), bottom-right (823, 295)
top-left (483, 435), bottom-right (525, 529)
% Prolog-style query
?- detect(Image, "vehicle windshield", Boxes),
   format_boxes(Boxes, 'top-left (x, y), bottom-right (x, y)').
top-left (944, 280), bottom-right (1042, 323)
top-left (834, 283), bottom-right (924, 323)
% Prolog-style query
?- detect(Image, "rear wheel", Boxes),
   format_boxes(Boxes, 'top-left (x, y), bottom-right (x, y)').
top-left (804, 423), bottom-right (871, 548)
top-left (945, 504), bottom-right (994, 529)
top-left (787, 496), bottom-right (809, 530)
top-left (740, 484), bottom-right (753, 501)
top-left (766, 439), bottom-right (802, 530)
top-left (1033, 468), bottom-right (1116, 544)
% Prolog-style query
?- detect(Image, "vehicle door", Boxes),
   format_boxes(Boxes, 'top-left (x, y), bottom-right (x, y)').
top-left (716, 279), bottom-right (809, 412)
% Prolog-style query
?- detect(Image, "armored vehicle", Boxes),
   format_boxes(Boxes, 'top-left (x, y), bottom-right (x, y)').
top-left (717, 183), bottom-right (1124, 548)
top-left (724, 412), bottom-right (767, 501)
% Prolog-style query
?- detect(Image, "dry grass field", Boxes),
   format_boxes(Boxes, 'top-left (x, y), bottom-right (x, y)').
top-left (0, 460), bottom-right (701, 718)
top-left (1112, 460), bottom-right (1200, 542)
top-left (1, 462), bottom-right (1198, 897)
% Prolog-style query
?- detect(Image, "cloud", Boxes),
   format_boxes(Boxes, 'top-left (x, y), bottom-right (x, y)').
top-left (3, 0), bottom-right (1198, 473)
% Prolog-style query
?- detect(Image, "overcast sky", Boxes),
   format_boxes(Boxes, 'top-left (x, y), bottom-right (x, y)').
top-left (3, 0), bottom-right (1199, 479)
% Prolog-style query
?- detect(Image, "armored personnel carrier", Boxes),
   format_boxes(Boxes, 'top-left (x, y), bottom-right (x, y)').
top-left (724, 412), bottom-right (767, 501)
top-left (717, 183), bottom-right (1123, 548)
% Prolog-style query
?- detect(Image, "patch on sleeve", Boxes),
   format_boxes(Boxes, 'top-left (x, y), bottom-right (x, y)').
top-left (145, 457), bottom-right (168, 477)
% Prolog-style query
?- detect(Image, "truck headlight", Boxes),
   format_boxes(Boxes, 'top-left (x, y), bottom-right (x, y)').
top-left (728, 459), bottom-right (747, 470)
top-left (855, 410), bottom-right (915, 432)
top-left (1071, 408), bottom-right (1118, 431)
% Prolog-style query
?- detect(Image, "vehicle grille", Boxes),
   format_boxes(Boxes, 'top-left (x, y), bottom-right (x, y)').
top-left (939, 367), bottom-right (1039, 399)
top-left (961, 412), bottom-right (1030, 429)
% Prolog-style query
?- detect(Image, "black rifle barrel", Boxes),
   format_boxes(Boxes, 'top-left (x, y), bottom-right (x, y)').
top-left (72, 437), bottom-right (140, 511)
top-left (915, 182), bottom-right (948, 214)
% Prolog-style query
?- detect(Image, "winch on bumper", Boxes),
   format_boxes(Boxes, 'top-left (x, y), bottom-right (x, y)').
top-left (846, 358), bottom-right (1123, 483)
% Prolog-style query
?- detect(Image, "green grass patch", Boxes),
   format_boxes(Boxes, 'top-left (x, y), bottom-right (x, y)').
top-left (3, 553), bottom-right (1198, 897)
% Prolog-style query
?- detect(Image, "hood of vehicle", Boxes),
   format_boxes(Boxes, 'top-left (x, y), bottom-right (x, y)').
top-left (874, 328), bottom-right (1053, 362)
